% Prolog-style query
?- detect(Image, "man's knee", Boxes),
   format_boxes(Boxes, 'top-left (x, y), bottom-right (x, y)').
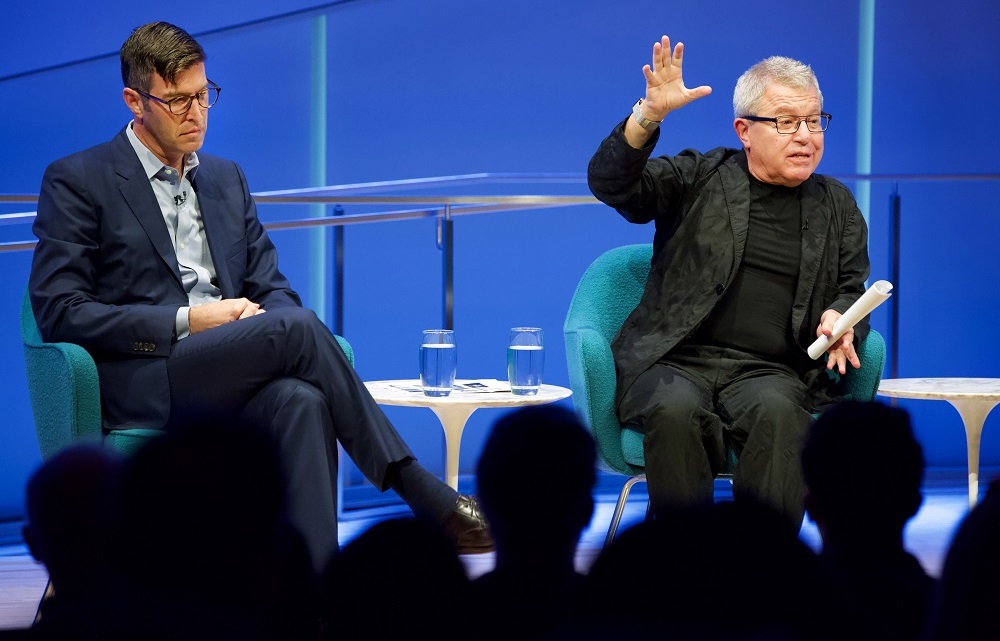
top-left (243, 378), bottom-right (328, 430)
top-left (249, 376), bottom-right (320, 406)
top-left (752, 393), bottom-right (811, 436)
top-left (634, 400), bottom-right (704, 439)
top-left (244, 379), bottom-right (335, 469)
top-left (732, 383), bottom-right (810, 427)
top-left (263, 306), bottom-right (326, 335)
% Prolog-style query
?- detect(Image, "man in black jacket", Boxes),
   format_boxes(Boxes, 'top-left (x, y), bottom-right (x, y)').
top-left (588, 36), bottom-right (871, 529)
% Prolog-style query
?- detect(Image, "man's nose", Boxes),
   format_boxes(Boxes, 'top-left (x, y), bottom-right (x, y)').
top-left (791, 119), bottom-right (812, 139)
top-left (186, 101), bottom-right (208, 121)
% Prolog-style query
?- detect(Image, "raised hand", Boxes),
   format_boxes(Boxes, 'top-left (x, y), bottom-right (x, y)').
top-left (640, 35), bottom-right (712, 120)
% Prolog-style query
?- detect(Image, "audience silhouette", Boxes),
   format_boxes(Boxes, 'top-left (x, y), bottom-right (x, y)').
top-left (21, 443), bottom-right (128, 640)
top-left (921, 477), bottom-right (1000, 641)
top-left (321, 515), bottom-right (471, 641)
top-left (801, 399), bottom-right (934, 641)
top-left (116, 415), bottom-right (321, 641)
top-left (571, 497), bottom-right (848, 640)
top-left (17, 398), bottom-right (992, 641)
top-left (470, 404), bottom-right (597, 640)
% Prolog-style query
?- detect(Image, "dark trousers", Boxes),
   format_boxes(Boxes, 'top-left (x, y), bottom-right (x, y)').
top-left (165, 306), bottom-right (414, 571)
top-left (619, 345), bottom-right (811, 528)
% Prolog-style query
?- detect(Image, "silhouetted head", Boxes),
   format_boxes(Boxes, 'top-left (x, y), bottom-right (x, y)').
top-left (578, 498), bottom-right (842, 640)
top-left (322, 516), bottom-right (470, 640)
top-left (476, 404), bottom-right (597, 548)
top-left (116, 415), bottom-right (317, 640)
top-left (119, 416), bottom-right (289, 582)
top-left (23, 443), bottom-right (125, 592)
top-left (925, 478), bottom-right (1000, 641)
top-left (802, 400), bottom-right (924, 537)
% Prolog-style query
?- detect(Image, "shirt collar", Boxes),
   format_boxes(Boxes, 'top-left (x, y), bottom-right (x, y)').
top-left (125, 122), bottom-right (200, 182)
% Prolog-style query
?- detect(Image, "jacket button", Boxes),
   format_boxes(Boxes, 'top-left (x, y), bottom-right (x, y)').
top-left (715, 284), bottom-right (725, 295)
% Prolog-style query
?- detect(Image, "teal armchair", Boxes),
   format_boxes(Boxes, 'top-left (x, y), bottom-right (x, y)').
top-left (563, 244), bottom-right (887, 546)
top-left (20, 288), bottom-right (355, 460)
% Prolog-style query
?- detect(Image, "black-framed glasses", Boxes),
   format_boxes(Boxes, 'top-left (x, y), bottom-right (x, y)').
top-left (740, 113), bottom-right (831, 134)
top-left (132, 80), bottom-right (221, 116)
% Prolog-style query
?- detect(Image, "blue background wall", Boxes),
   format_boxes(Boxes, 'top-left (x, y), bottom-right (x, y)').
top-left (1, 0), bottom-right (998, 522)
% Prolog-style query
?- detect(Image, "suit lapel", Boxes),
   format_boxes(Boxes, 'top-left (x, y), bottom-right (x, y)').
top-left (112, 131), bottom-right (184, 289)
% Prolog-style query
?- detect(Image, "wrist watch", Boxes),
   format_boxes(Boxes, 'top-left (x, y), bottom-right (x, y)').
top-left (632, 99), bottom-right (661, 131)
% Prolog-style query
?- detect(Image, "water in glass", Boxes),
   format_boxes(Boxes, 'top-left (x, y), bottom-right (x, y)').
top-left (420, 340), bottom-right (457, 397)
top-left (507, 327), bottom-right (544, 395)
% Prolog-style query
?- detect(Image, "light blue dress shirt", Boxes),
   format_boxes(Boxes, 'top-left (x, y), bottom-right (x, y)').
top-left (126, 122), bottom-right (222, 339)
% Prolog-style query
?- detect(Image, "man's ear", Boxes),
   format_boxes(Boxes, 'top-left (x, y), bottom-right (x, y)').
top-left (123, 88), bottom-right (143, 120)
top-left (734, 118), bottom-right (751, 147)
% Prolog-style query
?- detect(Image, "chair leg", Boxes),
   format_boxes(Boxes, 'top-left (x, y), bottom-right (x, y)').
top-left (604, 474), bottom-right (647, 549)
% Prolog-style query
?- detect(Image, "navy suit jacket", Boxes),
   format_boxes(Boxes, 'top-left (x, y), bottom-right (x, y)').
top-left (29, 126), bottom-right (301, 429)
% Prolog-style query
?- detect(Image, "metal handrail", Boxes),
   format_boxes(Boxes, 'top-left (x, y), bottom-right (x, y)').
top-left (3, 168), bottom-right (998, 207)
top-left (4, 171), bottom-right (998, 342)
top-left (0, 194), bottom-right (600, 249)
top-left (0, 177), bottom-right (605, 333)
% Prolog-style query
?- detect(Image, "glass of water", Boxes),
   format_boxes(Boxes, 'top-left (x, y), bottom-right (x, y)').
top-left (419, 329), bottom-right (457, 397)
top-left (507, 327), bottom-right (544, 396)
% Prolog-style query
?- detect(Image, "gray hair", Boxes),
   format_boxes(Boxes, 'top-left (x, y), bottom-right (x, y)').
top-left (733, 56), bottom-right (823, 118)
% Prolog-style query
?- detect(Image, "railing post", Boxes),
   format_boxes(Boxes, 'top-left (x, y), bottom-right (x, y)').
top-left (333, 204), bottom-right (344, 337)
top-left (889, 184), bottom-right (901, 404)
top-left (443, 204), bottom-right (454, 330)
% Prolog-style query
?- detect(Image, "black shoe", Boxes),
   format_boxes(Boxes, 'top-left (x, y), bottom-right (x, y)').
top-left (442, 494), bottom-right (494, 554)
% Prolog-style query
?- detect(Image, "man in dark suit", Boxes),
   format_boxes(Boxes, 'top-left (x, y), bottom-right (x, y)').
top-left (28, 21), bottom-right (491, 575)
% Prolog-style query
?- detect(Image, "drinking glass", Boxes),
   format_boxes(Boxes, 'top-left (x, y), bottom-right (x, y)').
top-left (507, 327), bottom-right (544, 395)
top-left (419, 329), bottom-right (457, 397)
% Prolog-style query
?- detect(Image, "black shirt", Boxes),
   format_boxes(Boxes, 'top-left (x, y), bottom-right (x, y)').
top-left (688, 175), bottom-right (802, 364)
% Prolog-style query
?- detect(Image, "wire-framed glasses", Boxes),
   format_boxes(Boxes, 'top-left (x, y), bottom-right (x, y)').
top-left (740, 113), bottom-right (832, 134)
top-left (132, 80), bottom-right (221, 116)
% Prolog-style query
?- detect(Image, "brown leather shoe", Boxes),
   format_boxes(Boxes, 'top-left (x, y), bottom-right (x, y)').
top-left (442, 494), bottom-right (495, 554)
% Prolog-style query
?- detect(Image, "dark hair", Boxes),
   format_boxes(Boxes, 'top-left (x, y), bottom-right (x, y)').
top-left (120, 21), bottom-right (205, 91)
top-left (476, 404), bottom-right (597, 524)
top-left (801, 400), bottom-right (924, 526)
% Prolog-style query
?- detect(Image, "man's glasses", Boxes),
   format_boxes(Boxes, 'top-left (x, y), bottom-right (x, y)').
top-left (740, 113), bottom-right (832, 134)
top-left (132, 80), bottom-right (221, 116)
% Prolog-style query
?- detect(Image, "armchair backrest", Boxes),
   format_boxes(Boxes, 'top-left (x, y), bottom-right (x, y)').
top-left (564, 244), bottom-right (651, 476)
top-left (20, 288), bottom-right (104, 459)
top-left (837, 328), bottom-right (886, 403)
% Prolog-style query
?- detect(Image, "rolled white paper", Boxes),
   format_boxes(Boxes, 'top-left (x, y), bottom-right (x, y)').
top-left (807, 280), bottom-right (893, 360)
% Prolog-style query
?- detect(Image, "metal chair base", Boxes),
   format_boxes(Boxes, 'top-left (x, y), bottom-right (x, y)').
top-left (604, 474), bottom-right (647, 548)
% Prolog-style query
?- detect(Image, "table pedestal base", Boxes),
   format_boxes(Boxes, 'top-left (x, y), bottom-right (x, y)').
top-left (428, 405), bottom-right (478, 490)
top-left (948, 398), bottom-right (1000, 508)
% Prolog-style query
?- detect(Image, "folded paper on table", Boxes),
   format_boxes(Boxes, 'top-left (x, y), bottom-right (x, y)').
top-left (807, 280), bottom-right (893, 360)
